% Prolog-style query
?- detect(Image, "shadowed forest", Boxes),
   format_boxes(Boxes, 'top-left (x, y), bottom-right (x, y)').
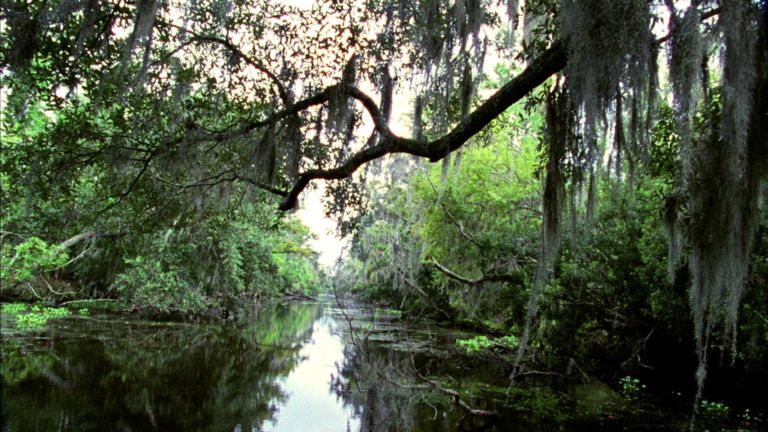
top-left (1, 0), bottom-right (767, 430)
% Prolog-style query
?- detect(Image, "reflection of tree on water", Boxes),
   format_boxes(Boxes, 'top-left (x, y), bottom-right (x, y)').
top-left (334, 346), bottom-right (419, 432)
top-left (330, 302), bottom-right (498, 432)
top-left (1, 302), bottom-right (323, 431)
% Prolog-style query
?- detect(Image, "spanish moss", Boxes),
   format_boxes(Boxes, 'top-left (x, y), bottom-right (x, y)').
top-left (512, 87), bottom-right (567, 380)
top-left (669, 6), bottom-right (703, 156)
top-left (560, 0), bottom-right (653, 142)
top-left (683, 0), bottom-right (760, 408)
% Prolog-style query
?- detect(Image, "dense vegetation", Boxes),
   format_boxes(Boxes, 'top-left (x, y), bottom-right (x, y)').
top-left (1, 0), bottom-right (766, 421)
top-left (337, 92), bottom-right (768, 402)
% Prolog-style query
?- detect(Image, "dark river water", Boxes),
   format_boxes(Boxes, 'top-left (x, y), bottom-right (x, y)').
top-left (1, 297), bottom-right (760, 431)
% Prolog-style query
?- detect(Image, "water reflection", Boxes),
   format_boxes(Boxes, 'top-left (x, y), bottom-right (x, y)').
top-left (2, 300), bottom-right (749, 432)
top-left (1, 301), bottom-right (358, 432)
top-left (265, 316), bottom-right (358, 432)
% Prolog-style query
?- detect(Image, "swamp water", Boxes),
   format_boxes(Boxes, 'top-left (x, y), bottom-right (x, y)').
top-left (0, 297), bottom-right (755, 431)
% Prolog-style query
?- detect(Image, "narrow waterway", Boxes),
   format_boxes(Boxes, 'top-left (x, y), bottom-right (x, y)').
top-left (1, 299), bottom-right (361, 431)
top-left (1, 297), bottom-right (761, 431)
top-left (264, 314), bottom-right (358, 432)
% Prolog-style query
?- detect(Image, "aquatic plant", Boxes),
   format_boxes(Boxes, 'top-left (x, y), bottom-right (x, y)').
top-left (2, 303), bottom-right (71, 330)
top-left (619, 375), bottom-right (645, 400)
top-left (1, 303), bottom-right (29, 314)
top-left (700, 400), bottom-right (731, 420)
top-left (16, 313), bottom-right (49, 330)
top-left (456, 334), bottom-right (519, 354)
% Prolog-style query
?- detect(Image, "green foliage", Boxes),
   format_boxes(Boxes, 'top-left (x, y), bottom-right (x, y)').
top-left (340, 81), bottom-right (767, 413)
top-left (1, 32), bottom-right (321, 311)
top-left (456, 334), bottom-right (519, 354)
top-left (0, 3), bottom-right (764, 422)
top-left (112, 203), bottom-right (320, 315)
top-left (1, 78), bottom-right (320, 312)
top-left (2, 303), bottom-right (71, 330)
top-left (115, 255), bottom-right (207, 315)
top-left (618, 376), bottom-right (645, 399)
top-left (699, 400), bottom-right (731, 420)
top-left (1, 303), bottom-right (28, 314)
top-left (16, 313), bottom-right (49, 329)
top-left (506, 386), bottom-right (566, 423)
top-left (1, 237), bottom-right (69, 282)
top-left (341, 101), bottom-right (543, 323)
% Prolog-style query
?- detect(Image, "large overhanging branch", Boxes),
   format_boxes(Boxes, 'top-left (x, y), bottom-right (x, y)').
top-left (272, 6), bottom-right (727, 211)
top-left (278, 40), bottom-right (568, 210)
top-left (430, 257), bottom-right (526, 286)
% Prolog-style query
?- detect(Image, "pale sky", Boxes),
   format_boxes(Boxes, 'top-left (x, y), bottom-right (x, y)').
top-left (296, 184), bottom-right (348, 268)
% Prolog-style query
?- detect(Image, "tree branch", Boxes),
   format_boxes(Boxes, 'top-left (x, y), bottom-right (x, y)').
top-left (430, 257), bottom-right (525, 286)
top-left (188, 35), bottom-right (292, 104)
top-left (425, 174), bottom-right (485, 251)
top-left (57, 232), bottom-right (99, 249)
top-left (275, 6), bottom-right (726, 211)
top-left (234, 174), bottom-right (289, 196)
top-left (278, 40), bottom-right (568, 210)
top-left (95, 156), bottom-right (153, 216)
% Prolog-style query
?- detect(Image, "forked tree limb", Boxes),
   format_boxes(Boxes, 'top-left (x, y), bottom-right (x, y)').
top-left (274, 6), bottom-right (727, 211)
top-left (277, 40), bottom-right (568, 210)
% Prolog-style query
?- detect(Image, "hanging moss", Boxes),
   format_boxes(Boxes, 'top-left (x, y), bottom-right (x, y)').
top-left (326, 55), bottom-right (358, 135)
top-left (541, 88), bottom-right (568, 267)
top-left (663, 193), bottom-right (684, 283)
top-left (513, 87), bottom-right (567, 378)
top-left (412, 96), bottom-right (424, 141)
top-left (119, 0), bottom-right (161, 82)
top-left (613, 88), bottom-right (627, 182)
top-left (453, 0), bottom-right (483, 51)
top-left (560, 0), bottom-right (653, 142)
top-left (416, 0), bottom-right (445, 74)
top-left (379, 65), bottom-right (394, 123)
top-left (504, 0), bottom-right (520, 48)
top-left (670, 6), bottom-right (703, 159)
top-left (642, 42), bottom-right (660, 164)
top-left (679, 0), bottom-right (761, 408)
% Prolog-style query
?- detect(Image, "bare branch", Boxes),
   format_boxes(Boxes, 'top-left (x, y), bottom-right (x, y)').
top-left (425, 174), bottom-right (485, 251)
top-left (234, 174), bottom-right (289, 196)
top-left (655, 7), bottom-right (722, 44)
top-left (95, 157), bottom-right (153, 216)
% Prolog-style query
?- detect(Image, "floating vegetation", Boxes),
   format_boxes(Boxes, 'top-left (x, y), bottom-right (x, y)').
top-left (1, 303), bottom-right (71, 331)
top-left (456, 334), bottom-right (519, 354)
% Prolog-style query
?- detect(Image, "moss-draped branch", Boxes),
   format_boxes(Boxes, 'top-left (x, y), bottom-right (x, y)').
top-left (275, 40), bottom-right (567, 210)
